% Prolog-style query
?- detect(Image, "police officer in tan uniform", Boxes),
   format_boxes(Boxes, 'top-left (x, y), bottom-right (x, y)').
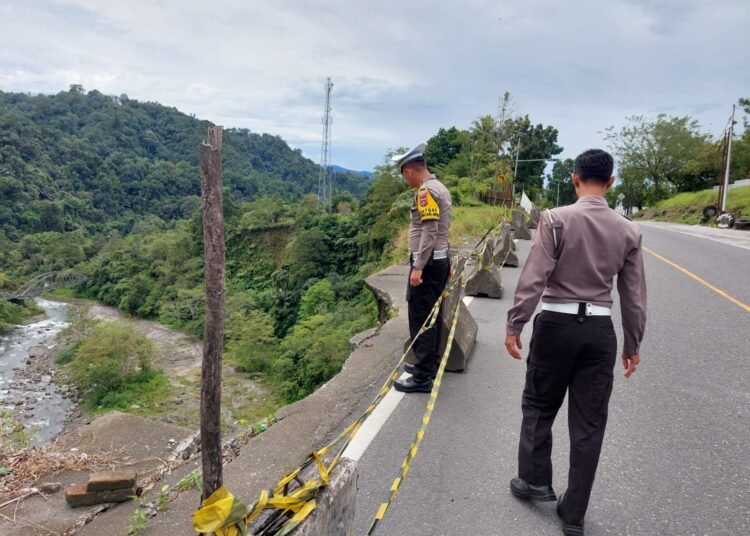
top-left (392, 143), bottom-right (452, 393)
top-left (505, 149), bottom-right (647, 536)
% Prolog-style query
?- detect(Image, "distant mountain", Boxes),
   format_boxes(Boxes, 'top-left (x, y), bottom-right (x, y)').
top-left (0, 87), bottom-right (371, 238)
top-left (331, 165), bottom-right (373, 179)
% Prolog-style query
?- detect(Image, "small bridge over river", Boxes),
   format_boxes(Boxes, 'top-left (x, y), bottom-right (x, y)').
top-left (0, 272), bottom-right (87, 302)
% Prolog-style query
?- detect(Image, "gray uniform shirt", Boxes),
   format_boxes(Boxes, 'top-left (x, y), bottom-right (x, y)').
top-left (506, 195), bottom-right (647, 355)
top-left (408, 174), bottom-right (452, 269)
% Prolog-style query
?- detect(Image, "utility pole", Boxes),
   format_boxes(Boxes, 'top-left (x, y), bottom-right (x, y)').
top-left (199, 125), bottom-right (225, 501)
top-left (719, 104), bottom-right (735, 214)
top-left (318, 77), bottom-right (334, 211)
top-left (512, 139), bottom-right (521, 201)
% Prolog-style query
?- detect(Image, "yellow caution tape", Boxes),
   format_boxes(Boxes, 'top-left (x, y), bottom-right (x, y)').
top-left (365, 267), bottom-right (466, 535)
top-left (192, 215), bottom-right (512, 536)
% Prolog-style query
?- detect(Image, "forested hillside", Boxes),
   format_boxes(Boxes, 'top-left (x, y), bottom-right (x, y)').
top-left (0, 86), bottom-right (369, 238)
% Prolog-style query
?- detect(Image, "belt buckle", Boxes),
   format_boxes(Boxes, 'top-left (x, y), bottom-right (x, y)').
top-left (585, 303), bottom-right (593, 316)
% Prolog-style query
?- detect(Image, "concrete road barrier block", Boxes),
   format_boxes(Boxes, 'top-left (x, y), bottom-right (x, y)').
top-left (511, 210), bottom-right (532, 240)
top-left (404, 257), bottom-right (478, 372)
top-left (292, 458), bottom-right (357, 536)
top-left (527, 208), bottom-right (541, 229)
top-left (492, 225), bottom-right (519, 267)
top-left (465, 243), bottom-right (503, 299)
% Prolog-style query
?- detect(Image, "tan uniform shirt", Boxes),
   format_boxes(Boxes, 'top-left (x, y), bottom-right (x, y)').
top-left (506, 195), bottom-right (647, 355)
top-left (408, 174), bottom-right (452, 269)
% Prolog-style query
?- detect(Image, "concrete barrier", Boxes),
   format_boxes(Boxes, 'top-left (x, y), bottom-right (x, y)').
top-left (291, 458), bottom-right (358, 536)
top-left (492, 225), bottom-right (519, 267)
top-left (527, 207), bottom-right (541, 229)
top-left (511, 210), bottom-right (532, 240)
top-left (465, 242), bottom-right (503, 299)
top-left (405, 257), bottom-right (478, 372)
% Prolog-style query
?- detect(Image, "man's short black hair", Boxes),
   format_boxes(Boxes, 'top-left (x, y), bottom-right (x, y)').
top-left (574, 149), bottom-right (614, 184)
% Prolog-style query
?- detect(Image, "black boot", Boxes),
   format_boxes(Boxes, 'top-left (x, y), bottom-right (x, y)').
top-left (510, 477), bottom-right (557, 501)
top-left (556, 492), bottom-right (584, 536)
top-left (394, 376), bottom-right (433, 393)
top-left (404, 363), bottom-right (436, 379)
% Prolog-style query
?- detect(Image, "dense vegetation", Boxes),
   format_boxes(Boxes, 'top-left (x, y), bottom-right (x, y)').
top-left (0, 86), bottom-right (369, 239)
top-left (67, 321), bottom-right (167, 411)
top-left (14, 88), bottom-right (749, 408)
top-left (606, 99), bottom-right (750, 211)
top-left (632, 185), bottom-right (750, 224)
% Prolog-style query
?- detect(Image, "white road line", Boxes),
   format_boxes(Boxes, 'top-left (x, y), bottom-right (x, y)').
top-left (342, 373), bottom-right (408, 461)
top-left (343, 298), bottom-right (478, 462)
top-left (638, 221), bottom-right (750, 251)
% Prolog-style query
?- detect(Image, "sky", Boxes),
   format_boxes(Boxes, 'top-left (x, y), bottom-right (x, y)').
top-left (1, 0), bottom-right (748, 171)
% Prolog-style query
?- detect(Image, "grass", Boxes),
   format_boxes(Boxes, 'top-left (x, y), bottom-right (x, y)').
top-left (450, 205), bottom-right (510, 245)
top-left (386, 204), bottom-right (510, 264)
top-left (45, 288), bottom-right (79, 299)
top-left (634, 185), bottom-right (750, 224)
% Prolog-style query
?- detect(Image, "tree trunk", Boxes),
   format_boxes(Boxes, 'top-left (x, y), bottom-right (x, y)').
top-left (199, 126), bottom-right (225, 501)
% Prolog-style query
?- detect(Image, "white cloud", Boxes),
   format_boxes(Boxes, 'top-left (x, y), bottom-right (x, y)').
top-left (1, 0), bottom-right (748, 170)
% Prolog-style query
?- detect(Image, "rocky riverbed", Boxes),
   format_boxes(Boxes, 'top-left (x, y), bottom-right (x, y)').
top-left (0, 299), bottom-right (76, 445)
top-left (1, 298), bottom-right (277, 450)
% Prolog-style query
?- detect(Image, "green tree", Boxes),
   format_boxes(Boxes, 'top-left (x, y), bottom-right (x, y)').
top-left (546, 158), bottom-right (576, 206)
top-left (225, 311), bottom-right (279, 373)
top-left (298, 279), bottom-right (336, 320)
top-left (508, 116), bottom-right (563, 198)
top-left (69, 321), bottom-right (161, 408)
top-left (425, 127), bottom-right (467, 168)
top-left (606, 114), bottom-right (710, 203)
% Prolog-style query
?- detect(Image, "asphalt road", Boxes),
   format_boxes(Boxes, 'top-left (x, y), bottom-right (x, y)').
top-left (350, 223), bottom-right (750, 536)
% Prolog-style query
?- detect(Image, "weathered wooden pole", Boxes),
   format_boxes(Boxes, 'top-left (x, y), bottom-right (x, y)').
top-left (199, 125), bottom-right (225, 500)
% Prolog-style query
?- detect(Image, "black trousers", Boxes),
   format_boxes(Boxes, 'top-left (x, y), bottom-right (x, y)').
top-left (406, 257), bottom-right (450, 382)
top-left (519, 308), bottom-right (617, 525)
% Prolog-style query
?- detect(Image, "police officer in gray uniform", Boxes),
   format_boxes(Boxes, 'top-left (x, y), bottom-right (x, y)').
top-left (392, 144), bottom-right (452, 393)
top-left (505, 149), bottom-right (647, 536)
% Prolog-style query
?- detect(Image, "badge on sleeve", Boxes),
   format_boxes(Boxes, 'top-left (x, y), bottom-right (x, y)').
top-left (417, 187), bottom-right (440, 221)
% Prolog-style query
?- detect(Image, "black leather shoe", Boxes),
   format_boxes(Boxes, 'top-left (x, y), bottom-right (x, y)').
top-left (404, 363), bottom-right (436, 379)
top-left (556, 492), bottom-right (584, 536)
top-left (394, 376), bottom-right (433, 393)
top-left (509, 477), bottom-right (557, 501)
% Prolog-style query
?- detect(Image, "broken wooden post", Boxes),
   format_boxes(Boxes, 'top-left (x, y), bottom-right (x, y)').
top-left (199, 125), bottom-right (225, 500)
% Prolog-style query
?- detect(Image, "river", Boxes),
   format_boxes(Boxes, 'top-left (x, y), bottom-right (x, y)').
top-left (0, 298), bottom-right (73, 445)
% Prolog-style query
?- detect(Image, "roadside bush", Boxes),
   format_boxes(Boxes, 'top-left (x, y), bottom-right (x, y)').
top-left (225, 311), bottom-right (279, 374)
top-left (68, 321), bottom-right (166, 410)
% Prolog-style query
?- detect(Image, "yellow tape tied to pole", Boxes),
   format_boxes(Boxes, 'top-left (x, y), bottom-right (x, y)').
top-left (192, 210), bottom-right (513, 536)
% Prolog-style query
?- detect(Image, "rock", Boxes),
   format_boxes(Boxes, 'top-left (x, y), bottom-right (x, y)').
top-left (40, 482), bottom-right (62, 494)
top-left (130, 404), bottom-right (141, 410)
